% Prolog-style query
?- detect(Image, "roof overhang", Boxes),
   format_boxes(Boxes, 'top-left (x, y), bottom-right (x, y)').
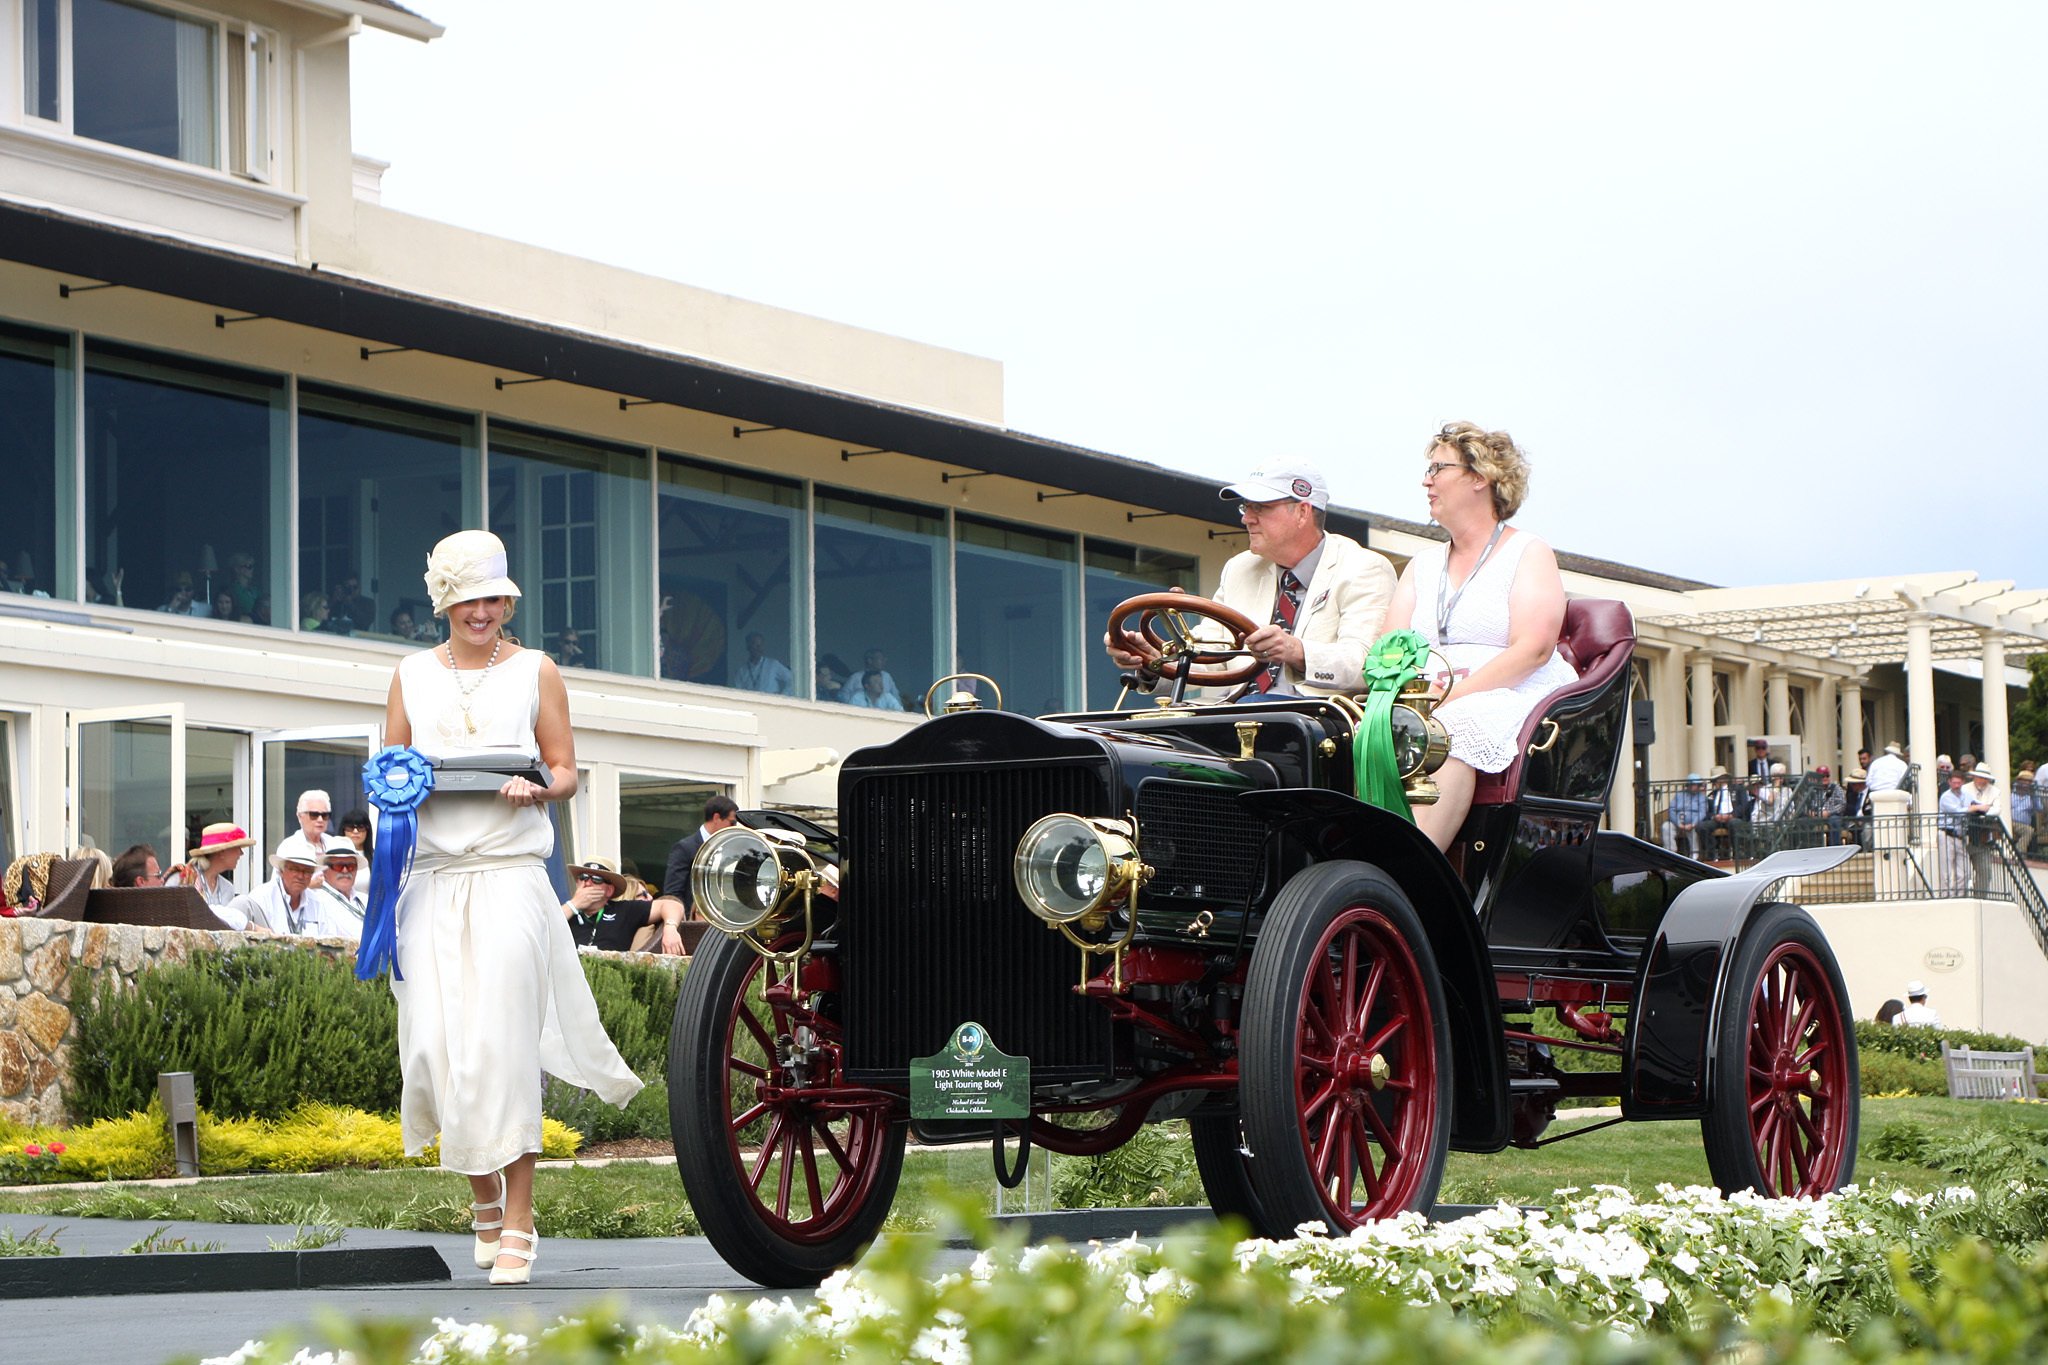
top-left (280, 0), bottom-right (443, 41)
top-left (0, 201), bottom-right (1361, 545)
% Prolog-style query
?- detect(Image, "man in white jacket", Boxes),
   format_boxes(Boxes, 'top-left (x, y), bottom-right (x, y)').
top-left (1105, 459), bottom-right (1395, 698)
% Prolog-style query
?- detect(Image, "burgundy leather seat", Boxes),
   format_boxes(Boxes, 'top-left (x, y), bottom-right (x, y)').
top-left (1470, 599), bottom-right (1636, 806)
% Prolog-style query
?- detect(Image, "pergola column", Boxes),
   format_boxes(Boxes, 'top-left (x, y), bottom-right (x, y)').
top-left (1840, 679), bottom-right (1864, 774)
top-left (1764, 667), bottom-right (1791, 741)
top-left (1816, 675), bottom-right (1838, 777)
top-left (1905, 610), bottom-right (1938, 813)
top-left (1982, 629), bottom-right (2011, 788)
top-left (1687, 651), bottom-right (1716, 776)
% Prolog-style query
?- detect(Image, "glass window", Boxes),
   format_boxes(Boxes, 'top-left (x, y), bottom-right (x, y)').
top-left (0, 717), bottom-right (18, 870)
top-left (262, 734), bottom-right (372, 862)
top-left (298, 385), bottom-right (478, 643)
top-left (73, 0), bottom-right (217, 167)
top-left (0, 321), bottom-right (75, 603)
top-left (77, 717), bottom-right (175, 857)
top-left (955, 515), bottom-right (1078, 716)
top-left (85, 341), bottom-right (287, 629)
top-left (487, 423), bottom-right (652, 676)
top-left (814, 488), bottom-right (947, 710)
top-left (618, 774), bottom-right (726, 897)
top-left (24, 0), bottom-right (60, 122)
top-left (1083, 539), bottom-right (1199, 709)
top-left (184, 727), bottom-right (238, 856)
top-left (656, 453), bottom-right (807, 697)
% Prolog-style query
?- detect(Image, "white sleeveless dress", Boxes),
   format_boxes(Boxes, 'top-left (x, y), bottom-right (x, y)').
top-left (1400, 532), bottom-right (1578, 775)
top-left (391, 647), bottom-right (642, 1174)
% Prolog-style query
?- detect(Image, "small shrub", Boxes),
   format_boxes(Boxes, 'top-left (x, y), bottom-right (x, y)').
top-left (542, 1073), bottom-right (671, 1144)
top-left (123, 1226), bottom-right (223, 1254)
top-left (1051, 1121), bottom-right (1204, 1209)
top-left (1868, 1118), bottom-right (1936, 1162)
top-left (581, 957), bottom-right (684, 1080)
top-left (0, 1225), bottom-right (63, 1257)
top-left (1856, 1020), bottom-right (2035, 1061)
top-left (1863, 1050), bottom-right (1946, 1097)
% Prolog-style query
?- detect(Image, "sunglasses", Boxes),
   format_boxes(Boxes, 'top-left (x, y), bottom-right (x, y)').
top-left (303, 811), bottom-right (331, 820)
top-left (576, 873), bottom-right (610, 884)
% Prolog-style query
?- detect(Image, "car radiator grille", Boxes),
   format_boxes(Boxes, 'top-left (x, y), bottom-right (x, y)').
top-left (1134, 779), bottom-right (1267, 904)
top-left (840, 763), bottom-right (1112, 1083)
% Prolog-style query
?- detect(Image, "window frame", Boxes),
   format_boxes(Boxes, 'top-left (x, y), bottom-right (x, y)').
top-left (21, 0), bottom-right (275, 177)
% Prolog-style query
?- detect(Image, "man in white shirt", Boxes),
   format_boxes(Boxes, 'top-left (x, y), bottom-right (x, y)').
top-left (1895, 980), bottom-right (1942, 1028)
top-left (221, 849), bottom-right (357, 937)
top-left (1103, 459), bottom-right (1395, 698)
top-left (733, 632), bottom-right (794, 695)
top-left (1864, 742), bottom-right (1909, 797)
top-left (839, 649), bottom-right (900, 705)
top-left (312, 847), bottom-right (368, 941)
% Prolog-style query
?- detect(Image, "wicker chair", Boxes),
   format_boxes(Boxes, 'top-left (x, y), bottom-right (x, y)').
top-left (81, 887), bottom-right (233, 930)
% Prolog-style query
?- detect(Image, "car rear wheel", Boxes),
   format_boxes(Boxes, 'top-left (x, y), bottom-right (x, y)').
top-left (670, 930), bottom-right (905, 1287)
top-left (1240, 862), bottom-right (1452, 1236)
top-left (1701, 902), bottom-right (1859, 1198)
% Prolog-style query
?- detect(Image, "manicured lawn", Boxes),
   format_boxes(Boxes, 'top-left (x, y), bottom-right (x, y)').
top-left (0, 1096), bottom-right (2037, 1236)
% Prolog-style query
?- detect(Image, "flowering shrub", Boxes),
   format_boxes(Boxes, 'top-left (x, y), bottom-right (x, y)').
top-left (0, 1140), bottom-right (66, 1184)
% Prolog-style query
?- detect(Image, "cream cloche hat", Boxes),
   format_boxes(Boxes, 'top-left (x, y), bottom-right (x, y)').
top-left (424, 530), bottom-right (522, 617)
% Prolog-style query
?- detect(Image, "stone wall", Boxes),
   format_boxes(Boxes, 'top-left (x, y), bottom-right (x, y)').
top-left (0, 917), bottom-right (685, 1128)
top-left (0, 919), bottom-right (358, 1127)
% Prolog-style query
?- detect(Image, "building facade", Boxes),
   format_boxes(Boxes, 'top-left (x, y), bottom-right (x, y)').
top-left (0, 0), bottom-right (2041, 891)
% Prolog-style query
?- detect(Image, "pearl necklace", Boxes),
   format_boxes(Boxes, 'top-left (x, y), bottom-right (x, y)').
top-left (445, 638), bottom-right (502, 735)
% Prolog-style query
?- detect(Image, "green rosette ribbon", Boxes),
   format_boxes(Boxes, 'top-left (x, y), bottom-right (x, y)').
top-left (1355, 630), bottom-right (1432, 821)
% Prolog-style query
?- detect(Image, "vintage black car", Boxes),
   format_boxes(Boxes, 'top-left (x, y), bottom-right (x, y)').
top-left (667, 593), bottom-right (1861, 1287)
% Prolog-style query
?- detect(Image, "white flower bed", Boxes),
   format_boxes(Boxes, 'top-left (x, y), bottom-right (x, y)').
top-left (203, 1182), bottom-right (1989, 1364)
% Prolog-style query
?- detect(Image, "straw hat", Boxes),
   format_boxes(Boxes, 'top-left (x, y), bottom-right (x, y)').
top-left (566, 857), bottom-right (629, 896)
top-left (192, 823), bottom-right (256, 856)
top-left (424, 530), bottom-right (522, 617)
top-left (269, 848), bottom-right (321, 872)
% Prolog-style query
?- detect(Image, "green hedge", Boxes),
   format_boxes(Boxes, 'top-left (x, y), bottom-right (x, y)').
top-left (68, 946), bottom-right (682, 1126)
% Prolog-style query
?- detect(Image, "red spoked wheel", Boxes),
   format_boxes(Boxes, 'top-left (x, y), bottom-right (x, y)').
top-left (671, 930), bottom-right (905, 1286)
top-left (1240, 863), bottom-right (1451, 1236)
top-left (1702, 903), bottom-right (1860, 1198)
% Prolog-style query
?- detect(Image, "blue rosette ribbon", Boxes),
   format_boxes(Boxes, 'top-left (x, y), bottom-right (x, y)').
top-left (1355, 630), bottom-right (1433, 822)
top-left (357, 746), bottom-right (435, 981)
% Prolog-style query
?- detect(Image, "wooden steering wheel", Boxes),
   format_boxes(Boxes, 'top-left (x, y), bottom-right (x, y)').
top-left (1107, 591), bottom-right (1264, 687)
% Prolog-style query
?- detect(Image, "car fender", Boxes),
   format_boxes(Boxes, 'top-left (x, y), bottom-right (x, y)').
top-left (1238, 788), bottom-right (1512, 1153)
top-left (1622, 843), bottom-right (1861, 1119)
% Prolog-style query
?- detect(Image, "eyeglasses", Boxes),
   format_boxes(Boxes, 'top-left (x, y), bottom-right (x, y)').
top-left (576, 873), bottom-right (610, 884)
top-left (1422, 461), bottom-right (1468, 480)
top-left (1236, 499), bottom-right (1298, 518)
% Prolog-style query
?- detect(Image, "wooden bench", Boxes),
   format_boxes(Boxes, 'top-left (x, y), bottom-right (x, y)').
top-left (1941, 1042), bottom-right (2039, 1099)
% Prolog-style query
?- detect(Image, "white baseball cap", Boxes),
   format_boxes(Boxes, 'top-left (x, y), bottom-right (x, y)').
top-left (1220, 459), bottom-right (1330, 510)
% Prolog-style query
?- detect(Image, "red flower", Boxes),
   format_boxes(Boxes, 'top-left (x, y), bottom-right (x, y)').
top-left (22, 1144), bottom-right (40, 1156)
top-left (48, 1142), bottom-right (66, 1155)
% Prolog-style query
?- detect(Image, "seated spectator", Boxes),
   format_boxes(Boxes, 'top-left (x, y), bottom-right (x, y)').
top-left (110, 843), bottom-right (164, 888)
top-left (1703, 767), bottom-right (1749, 858)
top-left (816, 653), bottom-right (853, 700)
top-left (252, 594), bottom-right (273, 627)
top-left (849, 669), bottom-right (905, 711)
top-left (339, 809), bottom-right (374, 864)
top-left (227, 551), bottom-right (259, 618)
top-left (167, 823), bottom-right (254, 908)
top-left (85, 565), bottom-right (125, 608)
top-left (389, 607), bottom-right (418, 640)
top-left (1750, 765), bottom-right (1792, 823)
top-left (4, 552), bottom-right (50, 599)
top-left (312, 848), bottom-right (367, 939)
top-left (840, 649), bottom-right (900, 705)
top-left (1812, 765), bottom-right (1846, 844)
top-left (223, 848), bottom-right (359, 938)
top-left (1661, 774), bottom-right (1707, 859)
top-left (1875, 998), bottom-right (1905, 1025)
top-left (300, 592), bottom-right (330, 632)
top-left (1843, 767), bottom-right (1871, 848)
top-left (734, 632), bottom-right (793, 695)
top-left (555, 628), bottom-right (586, 669)
top-left (562, 858), bottom-right (669, 953)
top-left (160, 572), bottom-right (199, 615)
top-left (276, 790), bottom-right (348, 889)
top-left (210, 589), bottom-right (241, 623)
top-left (329, 574), bottom-right (375, 634)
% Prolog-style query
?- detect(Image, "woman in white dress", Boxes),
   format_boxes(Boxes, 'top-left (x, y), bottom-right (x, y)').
top-left (385, 530), bottom-right (642, 1285)
top-left (1382, 423), bottom-right (1574, 852)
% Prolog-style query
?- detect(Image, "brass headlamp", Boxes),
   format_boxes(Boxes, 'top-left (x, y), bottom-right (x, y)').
top-left (1012, 815), bottom-right (1151, 983)
top-left (1389, 678), bottom-right (1453, 805)
top-left (691, 825), bottom-right (823, 961)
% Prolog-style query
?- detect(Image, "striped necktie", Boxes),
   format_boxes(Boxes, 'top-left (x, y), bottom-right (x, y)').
top-left (1255, 569), bottom-right (1304, 692)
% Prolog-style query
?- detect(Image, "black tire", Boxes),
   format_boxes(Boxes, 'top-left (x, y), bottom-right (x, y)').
top-left (1189, 1110), bottom-right (1268, 1229)
top-left (1701, 902), bottom-right (1860, 1198)
top-left (1239, 862), bottom-right (1453, 1236)
top-left (670, 930), bottom-right (906, 1287)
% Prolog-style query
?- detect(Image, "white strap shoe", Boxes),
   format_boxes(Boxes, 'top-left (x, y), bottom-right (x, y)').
top-left (470, 1172), bottom-right (506, 1270)
top-left (489, 1228), bottom-right (538, 1286)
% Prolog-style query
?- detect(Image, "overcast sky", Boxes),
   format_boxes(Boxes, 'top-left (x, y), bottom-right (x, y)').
top-left (351, 3), bottom-right (2047, 591)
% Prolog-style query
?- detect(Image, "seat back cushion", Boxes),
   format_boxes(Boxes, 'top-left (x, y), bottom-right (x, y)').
top-left (1470, 600), bottom-right (1637, 807)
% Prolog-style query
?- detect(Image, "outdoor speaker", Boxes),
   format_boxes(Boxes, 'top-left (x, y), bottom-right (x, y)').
top-left (1632, 698), bottom-right (1655, 748)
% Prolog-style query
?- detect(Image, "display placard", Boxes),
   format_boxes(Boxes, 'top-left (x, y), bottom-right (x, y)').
top-left (910, 1021), bottom-right (1029, 1120)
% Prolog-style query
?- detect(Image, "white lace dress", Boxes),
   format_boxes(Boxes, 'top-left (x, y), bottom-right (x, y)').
top-left (1399, 532), bottom-right (1577, 775)
top-left (390, 647), bottom-right (642, 1174)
